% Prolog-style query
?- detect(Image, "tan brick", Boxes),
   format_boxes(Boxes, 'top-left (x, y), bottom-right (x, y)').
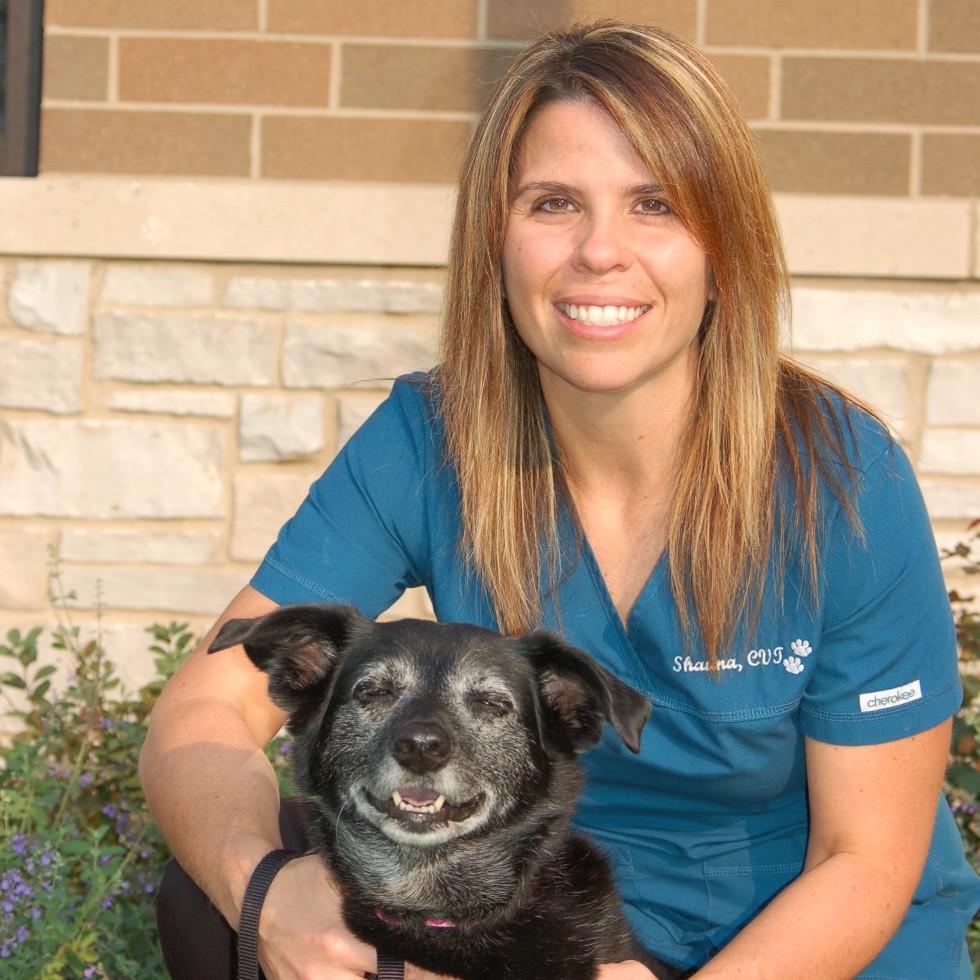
top-left (709, 54), bottom-right (771, 120)
top-left (922, 134), bottom-right (980, 196)
top-left (342, 44), bottom-right (514, 113)
top-left (261, 116), bottom-right (473, 183)
top-left (44, 0), bottom-right (257, 30)
top-left (40, 109), bottom-right (252, 177)
top-left (755, 129), bottom-right (911, 196)
top-left (929, 0), bottom-right (980, 53)
top-left (781, 58), bottom-right (980, 126)
top-left (706, 0), bottom-right (917, 49)
top-left (44, 36), bottom-right (109, 102)
top-left (267, 0), bottom-right (479, 38)
top-left (119, 39), bottom-right (332, 108)
top-left (487, 0), bottom-right (697, 41)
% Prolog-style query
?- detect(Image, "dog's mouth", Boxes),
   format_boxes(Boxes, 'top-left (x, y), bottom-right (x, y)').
top-left (366, 786), bottom-right (485, 829)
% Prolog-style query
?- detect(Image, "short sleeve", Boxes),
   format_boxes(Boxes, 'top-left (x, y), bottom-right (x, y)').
top-left (800, 430), bottom-right (961, 745)
top-left (250, 375), bottom-right (442, 617)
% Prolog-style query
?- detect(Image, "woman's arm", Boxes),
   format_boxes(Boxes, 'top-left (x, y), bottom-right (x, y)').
top-left (692, 718), bottom-right (952, 979)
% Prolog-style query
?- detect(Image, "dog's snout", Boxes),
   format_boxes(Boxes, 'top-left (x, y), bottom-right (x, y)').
top-left (392, 721), bottom-right (452, 772)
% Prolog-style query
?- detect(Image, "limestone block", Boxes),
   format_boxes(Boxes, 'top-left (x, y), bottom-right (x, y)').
top-left (282, 318), bottom-right (436, 389)
top-left (93, 310), bottom-right (278, 385)
top-left (59, 529), bottom-right (224, 565)
top-left (337, 392), bottom-right (386, 448)
top-left (920, 478), bottom-right (980, 522)
top-left (926, 361), bottom-right (980, 426)
top-left (100, 264), bottom-right (215, 307)
top-left (920, 430), bottom-right (980, 476)
top-left (107, 388), bottom-right (237, 417)
top-left (230, 471), bottom-right (316, 561)
top-left (792, 286), bottom-right (980, 354)
top-left (794, 355), bottom-right (911, 432)
top-left (0, 338), bottom-right (83, 414)
top-left (0, 527), bottom-right (53, 610)
top-left (60, 565), bottom-right (250, 616)
top-left (225, 276), bottom-right (443, 314)
top-left (0, 419), bottom-right (224, 518)
top-left (7, 260), bottom-right (92, 335)
top-left (239, 393), bottom-right (324, 462)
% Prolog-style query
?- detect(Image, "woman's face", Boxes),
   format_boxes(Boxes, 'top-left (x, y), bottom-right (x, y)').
top-left (501, 99), bottom-right (713, 408)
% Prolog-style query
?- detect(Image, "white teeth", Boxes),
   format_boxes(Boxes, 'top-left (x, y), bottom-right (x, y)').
top-left (391, 790), bottom-right (446, 814)
top-left (558, 303), bottom-right (650, 326)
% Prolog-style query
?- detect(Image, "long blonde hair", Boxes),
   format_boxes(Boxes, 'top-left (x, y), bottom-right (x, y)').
top-left (439, 22), bottom-right (861, 662)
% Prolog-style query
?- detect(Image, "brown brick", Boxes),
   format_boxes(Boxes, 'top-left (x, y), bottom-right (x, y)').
top-left (708, 54), bottom-right (771, 120)
top-left (487, 0), bottom-right (697, 41)
top-left (40, 109), bottom-right (252, 177)
top-left (44, 0), bottom-right (257, 30)
top-left (754, 129), bottom-right (911, 196)
top-left (267, 0), bottom-right (479, 38)
top-left (44, 36), bottom-right (110, 101)
top-left (706, 0), bottom-right (918, 50)
top-left (922, 133), bottom-right (980, 195)
top-left (119, 39), bottom-right (332, 107)
top-left (929, 0), bottom-right (980, 53)
top-left (342, 44), bottom-right (515, 113)
top-left (782, 58), bottom-right (980, 126)
top-left (261, 116), bottom-right (473, 182)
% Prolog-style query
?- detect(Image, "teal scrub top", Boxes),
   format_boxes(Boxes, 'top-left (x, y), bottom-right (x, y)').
top-left (252, 373), bottom-right (980, 977)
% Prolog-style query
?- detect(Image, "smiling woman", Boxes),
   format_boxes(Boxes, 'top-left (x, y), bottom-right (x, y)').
top-left (141, 20), bottom-right (980, 980)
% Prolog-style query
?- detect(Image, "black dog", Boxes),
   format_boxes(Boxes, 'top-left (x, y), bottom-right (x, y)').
top-left (209, 604), bottom-right (685, 980)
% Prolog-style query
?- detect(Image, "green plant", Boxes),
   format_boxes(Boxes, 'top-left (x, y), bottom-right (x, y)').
top-left (0, 563), bottom-right (295, 978)
top-left (0, 613), bottom-right (186, 977)
top-left (942, 519), bottom-right (980, 972)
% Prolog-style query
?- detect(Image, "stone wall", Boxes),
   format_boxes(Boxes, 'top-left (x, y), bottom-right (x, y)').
top-left (2, 257), bottom-right (979, 700)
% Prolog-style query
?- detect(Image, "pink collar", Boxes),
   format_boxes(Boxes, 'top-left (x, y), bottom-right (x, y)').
top-left (374, 907), bottom-right (457, 930)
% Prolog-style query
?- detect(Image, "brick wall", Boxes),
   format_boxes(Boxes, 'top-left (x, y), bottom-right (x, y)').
top-left (39, 0), bottom-right (980, 195)
top-left (0, 0), bottom-right (978, 698)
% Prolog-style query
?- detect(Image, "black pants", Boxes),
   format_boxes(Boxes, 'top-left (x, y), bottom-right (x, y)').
top-left (155, 798), bottom-right (314, 980)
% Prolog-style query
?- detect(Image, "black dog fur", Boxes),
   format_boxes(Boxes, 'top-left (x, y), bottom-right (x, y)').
top-left (209, 604), bottom-right (685, 980)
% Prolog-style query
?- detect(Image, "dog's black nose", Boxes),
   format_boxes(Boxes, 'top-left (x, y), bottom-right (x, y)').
top-left (392, 721), bottom-right (452, 772)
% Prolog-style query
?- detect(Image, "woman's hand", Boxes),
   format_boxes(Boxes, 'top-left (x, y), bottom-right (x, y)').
top-left (598, 962), bottom-right (658, 979)
top-left (257, 854), bottom-right (378, 979)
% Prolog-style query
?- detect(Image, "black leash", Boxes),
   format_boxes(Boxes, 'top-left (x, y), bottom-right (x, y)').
top-left (236, 849), bottom-right (406, 980)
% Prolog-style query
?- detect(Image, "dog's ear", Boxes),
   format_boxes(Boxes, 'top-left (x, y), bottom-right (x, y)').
top-left (525, 631), bottom-right (651, 755)
top-left (208, 603), bottom-right (370, 717)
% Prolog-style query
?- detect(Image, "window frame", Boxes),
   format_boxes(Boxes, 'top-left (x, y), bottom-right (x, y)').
top-left (0, 0), bottom-right (44, 177)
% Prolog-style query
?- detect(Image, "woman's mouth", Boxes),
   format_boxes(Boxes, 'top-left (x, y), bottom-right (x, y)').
top-left (556, 303), bottom-right (650, 327)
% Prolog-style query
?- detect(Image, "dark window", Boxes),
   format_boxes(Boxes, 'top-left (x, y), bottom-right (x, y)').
top-left (0, 0), bottom-right (44, 177)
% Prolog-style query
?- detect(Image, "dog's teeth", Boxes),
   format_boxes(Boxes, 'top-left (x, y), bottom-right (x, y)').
top-left (390, 790), bottom-right (448, 814)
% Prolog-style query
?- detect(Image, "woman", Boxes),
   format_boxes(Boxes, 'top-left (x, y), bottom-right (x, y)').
top-left (141, 21), bottom-right (980, 979)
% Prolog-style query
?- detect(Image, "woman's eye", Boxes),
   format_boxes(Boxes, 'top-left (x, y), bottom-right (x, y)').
top-left (536, 196), bottom-right (575, 214)
top-left (635, 197), bottom-right (671, 216)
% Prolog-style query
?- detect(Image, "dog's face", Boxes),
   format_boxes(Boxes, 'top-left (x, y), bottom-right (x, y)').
top-left (209, 605), bottom-right (651, 852)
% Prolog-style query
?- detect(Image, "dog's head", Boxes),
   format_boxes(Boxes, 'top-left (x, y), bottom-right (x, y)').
top-left (209, 604), bottom-right (651, 848)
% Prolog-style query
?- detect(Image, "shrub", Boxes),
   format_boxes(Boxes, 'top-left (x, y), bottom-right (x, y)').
top-left (943, 520), bottom-right (980, 971)
top-left (0, 581), bottom-right (289, 977)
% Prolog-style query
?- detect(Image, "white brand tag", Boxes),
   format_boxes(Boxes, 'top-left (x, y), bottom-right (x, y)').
top-left (859, 680), bottom-right (922, 713)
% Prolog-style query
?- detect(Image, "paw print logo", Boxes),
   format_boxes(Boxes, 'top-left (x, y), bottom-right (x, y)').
top-left (784, 657), bottom-right (805, 675)
top-left (790, 639), bottom-right (812, 658)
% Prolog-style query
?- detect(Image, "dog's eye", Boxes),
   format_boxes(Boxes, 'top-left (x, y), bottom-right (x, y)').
top-left (469, 693), bottom-right (515, 719)
top-left (353, 681), bottom-right (396, 706)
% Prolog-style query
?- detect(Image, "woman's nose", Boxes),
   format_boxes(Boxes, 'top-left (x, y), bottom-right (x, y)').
top-left (573, 211), bottom-right (632, 274)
